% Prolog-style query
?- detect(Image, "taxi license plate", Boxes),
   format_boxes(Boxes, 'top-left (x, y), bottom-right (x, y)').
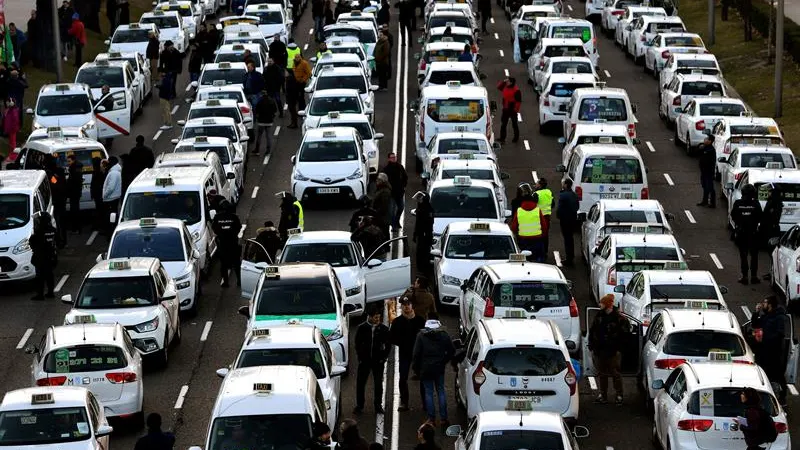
top-left (784, 208), bottom-right (797, 215)
top-left (558, 104), bottom-right (567, 112)
top-left (454, 126), bottom-right (468, 132)
top-left (600, 193), bottom-right (619, 199)
top-left (674, 107), bottom-right (682, 112)
top-left (506, 396), bottom-right (541, 410)
top-left (317, 188), bottom-right (340, 194)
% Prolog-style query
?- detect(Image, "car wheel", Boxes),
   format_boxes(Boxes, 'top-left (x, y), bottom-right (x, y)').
top-left (685, 134), bottom-right (694, 156)
top-left (653, 66), bottom-right (659, 79)
top-left (454, 375), bottom-right (465, 409)
top-left (673, 126), bottom-right (681, 146)
top-left (635, 54), bottom-right (643, 65)
top-left (156, 330), bottom-right (169, 368)
top-left (652, 423), bottom-right (661, 449)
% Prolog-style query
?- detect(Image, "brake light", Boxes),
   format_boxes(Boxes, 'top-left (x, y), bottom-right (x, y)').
top-left (606, 267), bottom-right (616, 285)
top-left (543, 95), bottom-right (550, 107)
top-left (654, 358), bottom-right (687, 370)
top-left (661, 50), bottom-right (670, 59)
top-left (611, 10), bottom-right (624, 16)
top-left (723, 142), bottom-right (731, 154)
top-left (695, 120), bottom-right (705, 131)
top-left (106, 372), bottom-right (137, 384)
top-left (734, 172), bottom-right (743, 181)
top-left (420, 121), bottom-right (425, 143)
top-left (420, 59), bottom-right (427, 70)
top-left (673, 95), bottom-right (682, 106)
top-left (627, 122), bottom-right (636, 138)
top-left (677, 419), bottom-right (713, 432)
top-left (641, 187), bottom-right (649, 199)
top-left (472, 361), bottom-right (486, 394)
top-left (36, 376), bottom-right (67, 386)
top-left (569, 298), bottom-right (578, 317)
top-left (775, 422), bottom-right (788, 434)
top-left (471, 44), bottom-right (478, 54)
top-left (575, 186), bottom-right (582, 201)
top-left (565, 362), bottom-right (577, 395)
top-left (540, 60), bottom-right (545, 69)
top-left (732, 359), bottom-right (755, 365)
top-left (239, 105), bottom-right (250, 114)
top-left (484, 296), bottom-right (495, 317)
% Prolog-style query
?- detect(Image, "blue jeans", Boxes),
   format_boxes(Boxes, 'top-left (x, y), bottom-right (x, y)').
top-left (422, 374), bottom-right (447, 421)
top-left (314, 16), bottom-right (325, 41)
top-left (392, 195), bottom-right (404, 229)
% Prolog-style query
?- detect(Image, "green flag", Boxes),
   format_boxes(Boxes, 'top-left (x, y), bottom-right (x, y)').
top-left (3, 25), bottom-right (14, 64)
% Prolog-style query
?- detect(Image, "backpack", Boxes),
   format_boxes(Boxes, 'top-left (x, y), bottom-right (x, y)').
top-left (758, 408), bottom-right (778, 444)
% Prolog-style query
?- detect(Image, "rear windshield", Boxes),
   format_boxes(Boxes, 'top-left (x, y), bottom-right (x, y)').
top-left (680, 81), bottom-right (724, 96)
top-left (175, 144), bottom-right (230, 164)
top-left (604, 210), bottom-right (664, 224)
top-left (256, 284), bottom-right (335, 315)
top-left (444, 234), bottom-right (516, 259)
top-left (615, 246), bottom-right (679, 261)
top-left (552, 60), bottom-right (593, 74)
top-left (428, 16), bottom-right (472, 28)
top-left (252, 10), bottom-right (283, 24)
top-left (109, 227), bottom-right (186, 262)
top-left (199, 91), bottom-right (245, 102)
top-left (483, 347), bottom-right (567, 376)
top-left (574, 134), bottom-right (629, 145)
top-left (140, 16), bottom-right (179, 29)
top-left (437, 138), bottom-right (489, 154)
top-left (75, 67), bottom-right (123, 89)
top-left (647, 22), bottom-right (684, 32)
top-left (428, 71), bottom-right (476, 85)
top-left (314, 61), bottom-right (362, 75)
top-left (578, 97), bottom-right (628, 121)
top-left (316, 75), bottom-right (366, 94)
top-left (160, 5), bottom-right (192, 16)
top-left (699, 103), bottom-right (746, 116)
top-left (308, 96), bottom-right (361, 115)
top-left (426, 99), bottom-right (485, 123)
top-left (549, 82), bottom-right (595, 97)
top-left (730, 124), bottom-right (781, 136)
top-left (440, 169), bottom-right (494, 180)
top-left (649, 284), bottom-right (718, 300)
top-left (543, 45), bottom-right (586, 57)
top-left (664, 36), bottom-right (703, 47)
top-left (491, 282), bottom-right (571, 309)
top-left (615, 262), bottom-right (671, 272)
top-left (430, 186), bottom-right (497, 218)
top-left (425, 49), bottom-right (461, 62)
top-left (188, 106), bottom-right (242, 123)
top-left (522, 11), bottom-right (557, 20)
top-left (756, 182), bottom-right (800, 202)
top-left (740, 152), bottom-right (796, 170)
top-left (688, 388), bottom-right (777, 417)
top-left (663, 331), bottom-right (745, 357)
top-left (299, 140), bottom-right (359, 162)
top-left (550, 26), bottom-right (592, 42)
top-left (199, 69), bottom-right (246, 86)
top-left (216, 52), bottom-right (261, 64)
top-left (112, 28), bottom-right (151, 42)
top-left (580, 156), bottom-right (644, 184)
top-left (677, 59), bottom-right (717, 68)
top-left (182, 125), bottom-right (238, 142)
top-left (43, 345), bottom-right (127, 373)
top-left (480, 430), bottom-right (564, 450)
top-left (329, 46), bottom-right (366, 60)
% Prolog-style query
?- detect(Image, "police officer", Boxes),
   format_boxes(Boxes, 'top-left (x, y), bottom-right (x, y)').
top-left (349, 195), bottom-right (378, 232)
top-left (255, 220), bottom-right (283, 262)
top-left (277, 191), bottom-right (304, 241)
top-left (211, 200), bottom-right (243, 288)
top-left (30, 212), bottom-right (57, 300)
top-left (413, 191), bottom-right (434, 271)
top-left (731, 183), bottom-right (762, 284)
top-left (535, 178), bottom-right (554, 257)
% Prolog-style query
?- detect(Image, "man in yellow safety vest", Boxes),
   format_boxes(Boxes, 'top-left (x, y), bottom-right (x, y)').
top-left (510, 192), bottom-right (548, 262)
top-left (535, 178), bottom-right (554, 259)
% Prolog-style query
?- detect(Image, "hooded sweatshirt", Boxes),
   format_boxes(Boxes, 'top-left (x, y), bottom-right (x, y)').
top-left (102, 164), bottom-right (122, 202)
top-left (412, 320), bottom-right (455, 379)
top-left (509, 198), bottom-right (548, 239)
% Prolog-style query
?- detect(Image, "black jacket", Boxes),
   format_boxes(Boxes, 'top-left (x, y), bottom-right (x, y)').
top-left (212, 211), bottom-right (242, 246)
top-left (312, 0), bottom-right (324, 16)
top-left (159, 48), bottom-right (182, 74)
top-left (264, 63), bottom-right (285, 93)
top-left (412, 325), bottom-right (454, 379)
top-left (752, 306), bottom-right (786, 352)
top-left (349, 206), bottom-right (378, 232)
top-left (588, 308), bottom-right (630, 357)
top-left (129, 144), bottom-right (156, 172)
top-left (279, 198), bottom-right (301, 236)
top-left (188, 49), bottom-right (203, 73)
top-left (698, 143), bottom-right (716, 177)
top-left (382, 162), bottom-right (408, 198)
top-left (477, 0), bottom-right (491, 12)
top-left (389, 314), bottom-right (425, 359)
top-left (354, 321), bottom-right (390, 363)
top-left (414, 201), bottom-right (434, 241)
top-left (255, 95), bottom-right (278, 124)
top-left (352, 224), bottom-right (384, 259)
top-left (731, 197), bottom-right (762, 237)
top-left (371, 185), bottom-right (393, 228)
top-left (146, 37), bottom-right (160, 59)
top-left (255, 226), bottom-right (282, 261)
top-left (66, 162), bottom-right (84, 199)
top-left (397, 0), bottom-right (415, 22)
top-left (30, 222), bottom-right (56, 268)
top-left (134, 430), bottom-right (175, 450)
top-left (377, 4), bottom-right (390, 25)
top-left (761, 194), bottom-right (783, 236)
top-left (269, 40), bottom-right (288, 66)
top-left (556, 189), bottom-right (579, 222)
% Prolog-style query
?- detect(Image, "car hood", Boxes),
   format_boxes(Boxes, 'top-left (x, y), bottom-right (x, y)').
top-left (296, 161), bottom-right (361, 179)
top-left (108, 42), bottom-right (149, 54)
top-left (35, 113), bottom-right (93, 129)
top-left (10, 440), bottom-right (98, 450)
top-left (66, 306), bottom-right (159, 326)
top-left (333, 265), bottom-right (362, 289)
top-left (162, 261), bottom-right (192, 278)
top-left (158, 30), bottom-right (182, 41)
top-left (259, 24), bottom-right (287, 36)
top-left (0, 225), bottom-right (33, 250)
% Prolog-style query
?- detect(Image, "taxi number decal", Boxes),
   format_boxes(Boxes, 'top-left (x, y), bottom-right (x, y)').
top-left (20, 416), bottom-right (37, 425)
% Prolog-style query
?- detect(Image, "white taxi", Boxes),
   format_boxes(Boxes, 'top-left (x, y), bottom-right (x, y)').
top-left (309, 53), bottom-right (369, 87)
top-left (726, 169), bottom-right (800, 233)
top-left (769, 224), bottom-right (800, 306)
top-left (674, 97), bottom-right (747, 154)
top-left (337, 9), bottom-right (379, 32)
top-left (558, 123), bottom-right (634, 166)
top-left (105, 22), bottom-right (159, 55)
top-left (420, 61), bottom-right (484, 90)
top-left (316, 112), bottom-right (383, 176)
top-left (195, 62), bottom-right (248, 90)
top-left (643, 32), bottom-right (706, 75)
top-left (416, 41), bottom-right (469, 81)
top-left (326, 39), bottom-right (373, 78)
top-left (186, 98), bottom-right (252, 134)
top-left (194, 85), bottom-right (254, 128)
top-left (531, 56), bottom-right (597, 94)
top-left (174, 136), bottom-right (245, 198)
top-left (659, 53), bottom-right (721, 94)
top-left (139, 10), bottom-right (189, 54)
top-left (561, 85), bottom-right (638, 139)
top-left (244, 4), bottom-right (292, 42)
top-left (627, 15), bottom-right (685, 63)
top-left (25, 126), bottom-right (90, 143)
top-left (589, 233), bottom-right (686, 304)
top-left (711, 117), bottom-right (785, 178)
top-left (659, 73), bottom-right (727, 124)
top-left (174, 116), bottom-right (249, 161)
top-left (27, 323), bottom-right (144, 422)
top-left (432, 222), bottom-right (518, 305)
top-left (301, 89), bottom-right (371, 133)
top-left (528, 38), bottom-right (588, 79)
top-left (446, 411), bottom-right (588, 450)
top-left (0, 387), bottom-right (113, 448)
top-left (27, 83), bottom-right (98, 141)
top-left (213, 43), bottom-right (268, 73)
top-left (75, 59), bottom-right (143, 114)
top-left (104, 218), bottom-right (201, 313)
top-left (95, 51), bottom-right (152, 100)
top-left (537, 73), bottom-right (597, 133)
top-left (615, 6), bottom-right (667, 47)
top-left (601, 0), bottom-right (643, 36)
top-left (154, 0), bottom-right (203, 39)
top-left (304, 67), bottom-right (377, 120)
top-left (426, 176), bottom-right (511, 239)
top-left (221, 30), bottom-right (269, 53)
top-left (61, 258), bottom-right (181, 367)
top-left (718, 144), bottom-right (796, 199)
top-left (428, 159), bottom-right (510, 208)
top-left (420, 131), bottom-right (499, 180)
top-left (537, 18), bottom-right (598, 67)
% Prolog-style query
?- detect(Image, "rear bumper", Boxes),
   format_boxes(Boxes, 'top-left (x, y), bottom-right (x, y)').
top-left (102, 389), bottom-right (142, 417)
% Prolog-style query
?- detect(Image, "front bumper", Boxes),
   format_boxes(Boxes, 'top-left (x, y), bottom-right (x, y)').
top-left (177, 280), bottom-right (196, 311)
top-left (0, 251), bottom-right (36, 282)
top-left (437, 282), bottom-right (461, 305)
top-left (293, 180), bottom-right (365, 203)
top-left (127, 327), bottom-right (166, 354)
top-left (540, 107), bottom-right (567, 126)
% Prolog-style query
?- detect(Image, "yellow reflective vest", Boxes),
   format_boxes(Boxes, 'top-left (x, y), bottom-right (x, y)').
top-left (536, 188), bottom-right (553, 216)
top-left (294, 200), bottom-right (304, 230)
top-left (286, 46), bottom-right (301, 69)
top-left (516, 207), bottom-right (542, 237)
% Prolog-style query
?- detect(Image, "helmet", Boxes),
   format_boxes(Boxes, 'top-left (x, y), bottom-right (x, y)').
top-left (517, 182), bottom-right (532, 197)
top-left (741, 183), bottom-right (757, 199)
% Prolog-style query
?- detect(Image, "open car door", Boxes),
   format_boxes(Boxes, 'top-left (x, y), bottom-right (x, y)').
top-left (364, 236), bottom-right (411, 303)
top-left (741, 313), bottom-right (798, 385)
top-left (94, 91), bottom-right (131, 139)
top-left (582, 306), bottom-right (643, 377)
top-left (240, 239), bottom-right (273, 299)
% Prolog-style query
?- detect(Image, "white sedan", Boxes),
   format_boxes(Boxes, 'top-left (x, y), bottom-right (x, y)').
top-left (674, 97), bottom-right (747, 154)
top-left (770, 224), bottom-right (800, 306)
top-left (643, 32), bottom-right (706, 75)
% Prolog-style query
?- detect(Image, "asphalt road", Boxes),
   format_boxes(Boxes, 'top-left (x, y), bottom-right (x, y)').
top-left (1, 0), bottom-right (798, 449)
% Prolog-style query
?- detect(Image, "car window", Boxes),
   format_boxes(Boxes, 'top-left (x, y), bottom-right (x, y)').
top-left (668, 370), bottom-right (687, 402)
top-left (647, 313), bottom-right (664, 344)
top-left (483, 347), bottom-right (567, 376)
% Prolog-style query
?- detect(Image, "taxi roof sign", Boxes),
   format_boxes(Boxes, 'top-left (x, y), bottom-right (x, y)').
top-left (453, 175), bottom-right (471, 186)
top-left (109, 260), bottom-right (131, 270)
top-left (446, 80), bottom-right (461, 88)
top-left (108, 52), bottom-right (123, 58)
top-left (252, 329), bottom-right (271, 337)
top-left (218, 62), bottom-right (232, 69)
top-left (155, 177), bottom-right (174, 187)
top-left (232, 44), bottom-right (245, 50)
top-left (287, 227), bottom-right (302, 236)
top-left (707, 351), bottom-right (732, 362)
top-left (153, 9), bottom-right (165, 15)
top-left (598, 136), bottom-right (613, 144)
top-left (765, 162), bottom-right (783, 169)
top-left (212, 80), bottom-right (227, 86)
top-left (265, 266), bottom-right (280, 277)
top-left (205, 99), bottom-right (221, 106)
top-left (565, 67), bottom-right (578, 74)
top-left (31, 393), bottom-right (55, 405)
top-left (139, 217), bottom-right (158, 228)
top-left (328, 111), bottom-right (340, 118)
top-left (95, 59), bottom-right (110, 66)
top-left (202, 118), bottom-right (217, 125)
top-left (441, 37), bottom-right (454, 42)
top-left (73, 314), bottom-right (97, 324)
top-left (322, 130), bottom-right (337, 138)
top-left (508, 253), bottom-right (527, 262)
top-left (130, 23), bottom-right (141, 28)
top-left (55, 84), bottom-right (71, 91)
top-left (664, 261), bottom-right (688, 270)
top-left (709, 91), bottom-right (722, 97)
top-left (684, 300), bottom-right (709, 309)
top-left (48, 129), bottom-right (64, 139)
top-left (630, 225), bottom-right (649, 233)
top-left (446, 21), bottom-right (456, 27)
top-left (195, 136), bottom-right (209, 142)
top-left (469, 222), bottom-right (490, 232)
top-left (253, 383), bottom-right (273, 392)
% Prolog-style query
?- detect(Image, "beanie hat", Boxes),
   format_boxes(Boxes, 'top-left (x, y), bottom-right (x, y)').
top-left (599, 294), bottom-right (615, 308)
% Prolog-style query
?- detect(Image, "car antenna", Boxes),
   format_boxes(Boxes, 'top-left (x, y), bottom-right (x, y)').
top-left (83, 324), bottom-right (87, 342)
top-left (519, 411), bottom-right (523, 427)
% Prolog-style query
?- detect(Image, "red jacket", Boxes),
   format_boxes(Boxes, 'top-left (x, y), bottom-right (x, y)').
top-left (497, 80), bottom-right (522, 113)
top-left (509, 199), bottom-right (548, 238)
top-left (69, 19), bottom-right (87, 45)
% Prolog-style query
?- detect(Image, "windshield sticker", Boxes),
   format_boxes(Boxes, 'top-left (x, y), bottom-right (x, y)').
top-left (644, 211), bottom-right (658, 223)
top-left (621, 247), bottom-right (637, 260)
top-left (699, 389), bottom-right (714, 416)
top-left (76, 422), bottom-right (90, 435)
top-left (758, 184), bottom-right (771, 201)
top-left (500, 283), bottom-right (513, 305)
top-left (20, 416), bottom-right (37, 425)
top-left (55, 348), bottom-right (70, 373)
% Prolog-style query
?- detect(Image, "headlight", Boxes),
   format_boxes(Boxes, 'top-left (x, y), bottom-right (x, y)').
top-left (326, 327), bottom-right (343, 341)
top-left (294, 170), bottom-right (310, 181)
top-left (347, 167), bottom-right (363, 180)
top-left (367, 150), bottom-right (377, 158)
top-left (32, 121), bottom-right (43, 130)
top-left (345, 286), bottom-right (362, 297)
top-left (189, 32), bottom-right (196, 39)
top-left (13, 238), bottom-right (31, 255)
top-left (133, 317), bottom-right (160, 333)
top-left (175, 272), bottom-right (192, 290)
top-left (442, 275), bottom-right (461, 286)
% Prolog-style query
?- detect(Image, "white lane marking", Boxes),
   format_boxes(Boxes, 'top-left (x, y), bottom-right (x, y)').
top-left (504, 68), bottom-right (509, 77)
top-left (709, 253), bottom-right (723, 270)
top-left (490, 17), bottom-right (495, 23)
top-left (200, 321), bottom-right (213, 342)
top-left (684, 210), bottom-right (696, 223)
top-left (524, 140), bottom-right (530, 150)
top-left (174, 385), bottom-right (189, 409)
top-left (494, 32), bottom-right (499, 40)
top-left (604, 69), bottom-right (611, 78)
top-left (499, 49), bottom-right (504, 57)
top-left (606, 447), bottom-right (614, 450)
top-left (788, 384), bottom-right (799, 396)
top-left (517, 113), bottom-right (522, 122)
top-left (588, 376), bottom-right (598, 390)
top-left (263, 153), bottom-right (271, 166)
top-left (153, 130), bottom-right (163, 141)
top-left (390, 298), bottom-right (401, 448)
top-left (304, 43), bottom-right (309, 51)
top-left (646, 141), bottom-right (656, 152)
top-left (54, 275), bottom-right (69, 293)
top-left (554, 251), bottom-right (562, 267)
top-left (16, 328), bottom-right (34, 350)
top-left (251, 186), bottom-right (259, 198)
top-left (171, 104), bottom-right (179, 114)
top-left (238, 224), bottom-right (247, 239)
top-left (309, 28), bottom-right (314, 35)
top-left (531, 171), bottom-right (539, 183)
top-left (273, 125), bottom-right (281, 136)
top-left (86, 231), bottom-right (98, 246)
top-left (567, 3), bottom-right (573, 10)
top-left (663, 173), bottom-right (674, 186)
top-left (740, 305), bottom-right (752, 321)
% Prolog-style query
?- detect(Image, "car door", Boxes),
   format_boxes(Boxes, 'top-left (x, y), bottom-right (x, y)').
top-left (721, 148), bottom-right (738, 194)
top-left (240, 239), bottom-right (273, 299)
top-left (590, 237), bottom-right (612, 297)
top-left (94, 91), bottom-right (131, 138)
top-left (676, 101), bottom-right (692, 138)
top-left (581, 203), bottom-right (600, 259)
top-left (364, 236), bottom-right (412, 302)
top-left (776, 227), bottom-right (799, 287)
top-left (138, 54), bottom-right (152, 96)
top-left (582, 306), bottom-right (643, 377)
top-left (784, 314), bottom-right (799, 384)
top-left (620, 272), bottom-right (642, 314)
top-left (457, 329), bottom-right (478, 403)
top-left (654, 368), bottom-right (683, 446)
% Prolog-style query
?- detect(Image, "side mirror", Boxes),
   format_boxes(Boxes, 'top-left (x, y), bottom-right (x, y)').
top-left (492, 142), bottom-right (501, 150)
top-left (170, 138), bottom-right (179, 144)
top-left (479, 73), bottom-right (487, 80)
top-left (445, 425), bottom-right (462, 437)
top-left (227, 172), bottom-right (236, 180)
top-left (592, 247), bottom-right (601, 256)
top-left (724, 182), bottom-right (734, 190)
top-left (309, 57), bottom-right (317, 63)
top-left (291, 155), bottom-right (297, 165)
top-left (717, 157), bottom-right (727, 163)
top-left (573, 426), bottom-right (590, 439)
top-left (189, 81), bottom-right (198, 88)
top-left (651, 379), bottom-right (665, 390)
top-left (216, 367), bottom-right (230, 378)
top-left (192, 249), bottom-right (200, 259)
top-left (304, 86), bottom-right (313, 93)
top-left (177, 120), bottom-right (187, 126)
top-left (162, 289), bottom-right (177, 301)
top-left (719, 285), bottom-right (729, 295)
top-left (504, 209), bottom-right (512, 218)
top-left (410, 208), bottom-right (417, 216)
top-left (104, 39), bottom-right (111, 45)
top-left (452, 338), bottom-right (463, 349)
top-left (500, 172), bottom-right (510, 180)
top-left (298, 110), bottom-right (306, 116)
top-left (95, 253), bottom-right (105, 263)
top-left (556, 164), bottom-right (567, 173)
top-left (240, 135), bottom-right (250, 142)
top-left (430, 249), bottom-right (442, 258)
top-left (614, 285), bottom-right (625, 293)
top-left (331, 364), bottom-right (347, 377)
top-left (366, 258), bottom-right (382, 268)
top-left (413, 52), bottom-right (421, 59)
top-left (633, 138), bottom-right (641, 144)
top-left (577, 212), bottom-right (587, 221)
top-left (95, 105), bottom-right (106, 112)
top-left (369, 85), bottom-right (379, 91)
top-left (61, 294), bottom-right (73, 305)
top-left (95, 425), bottom-right (114, 437)
top-left (24, 345), bottom-right (38, 355)
top-left (25, 108), bottom-right (33, 115)
top-left (238, 305), bottom-right (251, 318)
top-left (768, 237), bottom-right (780, 247)
top-left (557, 137), bottom-right (566, 145)
top-left (374, 133), bottom-right (385, 140)
top-left (109, 212), bottom-right (117, 223)
top-left (534, 85), bottom-right (542, 93)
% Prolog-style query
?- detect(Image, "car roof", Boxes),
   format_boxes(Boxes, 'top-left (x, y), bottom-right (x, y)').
top-left (445, 221), bottom-right (513, 234)
top-left (425, 41), bottom-right (467, 50)
top-left (311, 88), bottom-right (361, 97)
top-left (1, 387), bottom-right (89, 411)
top-left (691, 97), bottom-right (745, 105)
top-left (304, 127), bottom-right (359, 140)
top-left (573, 86), bottom-right (629, 97)
top-left (191, 99), bottom-right (241, 108)
top-left (212, 366), bottom-right (317, 417)
top-left (675, 73), bottom-right (724, 82)
top-left (435, 132), bottom-right (490, 140)
top-left (48, 323), bottom-right (126, 347)
top-left (720, 116), bottom-right (779, 127)
top-left (217, 43), bottom-right (264, 52)
top-left (39, 83), bottom-right (91, 95)
top-left (24, 138), bottom-right (106, 153)
top-left (115, 22), bottom-right (157, 31)
top-left (263, 263), bottom-right (334, 285)
top-left (483, 261), bottom-right (567, 282)
top-left (87, 257), bottom-right (158, 278)
top-left (316, 53), bottom-right (362, 62)
top-left (670, 53), bottom-right (718, 62)
top-left (176, 136), bottom-right (232, 146)
top-left (641, 15), bottom-right (683, 22)
top-left (317, 113), bottom-right (371, 125)
top-left (156, 150), bottom-right (221, 166)
top-left (131, 166), bottom-right (214, 187)
top-left (546, 56), bottom-right (593, 63)
top-left (743, 168), bottom-right (800, 183)
top-left (539, 37), bottom-right (585, 46)
top-left (687, 362), bottom-right (770, 391)
top-left (202, 62), bottom-right (249, 70)
top-left (546, 73), bottom-right (597, 84)
top-left (185, 117), bottom-right (238, 126)
top-left (427, 61), bottom-right (477, 71)
top-left (476, 410), bottom-right (566, 431)
top-left (285, 230), bottom-right (353, 244)
top-left (659, 309), bottom-right (738, 332)
top-left (657, 32), bottom-right (701, 38)
top-left (317, 67), bottom-right (366, 77)
top-left (574, 143), bottom-right (640, 155)
top-left (600, 199), bottom-right (664, 211)
top-left (0, 170), bottom-right (47, 190)
top-left (436, 159), bottom-right (498, 172)
top-left (639, 269), bottom-right (716, 284)
top-left (611, 233), bottom-right (679, 246)
top-left (734, 145), bottom-right (793, 154)
top-left (422, 84), bottom-right (489, 97)
top-left (245, 3), bottom-right (283, 10)
top-left (242, 325), bottom-right (321, 348)
top-left (480, 319), bottom-right (561, 346)
top-left (429, 26), bottom-right (473, 34)
top-left (519, 4), bottom-right (559, 12)
top-left (429, 178), bottom-right (496, 190)
top-left (114, 218), bottom-right (187, 232)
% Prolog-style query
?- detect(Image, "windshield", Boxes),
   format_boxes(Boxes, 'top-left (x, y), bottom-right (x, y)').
top-left (427, 99), bottom-right (485, 123)
top-left (677, 59), bottom-right (717, 68)
top-left (437, 138), bottom-right (489, 154)
top-left (199, 91), bottom-right (245, 102)
top-left (549, 82), bottom-right (595, 97)
top-left (550, 25), bottom-right (592, 42)
top-left (237, 348), bottom-right (326, 378)
top-left (256, 284), bottom-right (335, 315)
top-left (431, 34), bottom-right (474, 45)
top-left (175, 144), bottom-right (231, 164)
top-left (429, 16), bottom-right (471, 28)
top-left (329, 46), bottom-right (365, 60)
top-left (440, 169), bottom-right (494, 180)
top-left (0, 194), bottom-right (31, 231)
top-left (319, 122), bottom-right (372, 139)
top-left (428, 70), bottom-right (476, 85)
top-left (648, 22), bottom-right (684, 32)
top-left (552, 60), bottom-right (593, 74)
top-left (580, 156), bottom-right (644, 183)
top-left (209, 415), bottom-right (312, 450)
top-left (281, 243), bottom-right (357, 267)
top-left (43, 345), bottom-right (127, 373)
top-left (756, 182), bottom-right (800, 202)
top-left (316, 75), bottom-right (367, 94)
top-left (483, 347), bottom-right (567, 376)
top-left (140, 16), bottom-right (179, 29)
top-left (183, 125), bottom-right (238, 142)
top-left (200, 69), bottom-right (246, 86)
top-left (76, 276), bottom-right (156, 308)
top-left (740, 152), bottom-right (796, 170)
top-left (160, 5), bottom-right (192, 16)
top-left (112, 28), bottom-right (151, 42)
top-left (430, 186), bottom-right (497, 219)
top-left (480, 430), bottom-right (564, 450)
top-left (615, 246), bottom-right (679, 261)
top-left (299, 140), bottom-right (359, 162)
top-left (543, 45), bottom-right (586, 57)
top-left (36, 94), bottom-right (92, 116)
top-left (314, 61), bottom-right (362, 75)
top-left (121, 191), bottom-right (202, 225)
top-left (324, 28), bottom-right (360, 40)
top-left (0, 407), bottom-right (91, 446)
top-left (680, 81), bottom-right (724, 96)
top-left (578, 97), bottom-right (628, 121)
top-left (664, 331), bottom-right (746, 357)
top-left (491, 282), bottom-right (572, 309)
top-left (359, 28), bottom-right (376, 43)
top-left (216, 52), bottom-right (261, 64)
top-left (188, 106), bottom-right (242, 123)
top-left (699, 103), bottom-right (746, 116)
top-left (522, 11), bottom-right (557, 20)
top-left (730, 124), bottom-right (781, 136)
top-left (75, 67), bottom-right (123, 88)
top-left (309, 96), bottom-right (361, 115)
top-left (253, 11), bottom-right (283, 24)
top-left (425, 49), bottom-right (461, 62)
top-left (48, 149), bottom-right (106, 176)
top-left (688, 388), bottom-right (777, 418)
top-left (575, 134), bottom-right (629, 145)
top-left (665, 35), bottom-right (704, 47)
top-left (649, 284), bottom-right (718, 300)
top-left (604, 210), bottom-right (664, 224)
top-left (445, 234), bottom-right (516, 259)
top-left (109, 227), bottom-right (186, 262)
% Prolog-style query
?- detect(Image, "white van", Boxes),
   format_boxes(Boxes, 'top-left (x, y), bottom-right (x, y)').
top-left (0, 171), bottom-right (56, 282)
top-left (155, 150), bottom-right (237, 204)
top-left (15, 138), bottom-right (109, 211)
top-left (562, 84), bottom-right (638, 139)
top-left (118, 167), bottom-right (220, 272)
top-left (412, 82), bottom-right (496, 173)
top-left (557, 143), bottom-right (649, 215)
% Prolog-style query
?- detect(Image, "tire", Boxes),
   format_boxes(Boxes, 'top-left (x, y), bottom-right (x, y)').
top-left (685, 134), bottom-right (694, 156)
top-left (643, 59), bottom-right (650, 73)
top-left (652, 423), bottom-right (661, 449)
top-left (156, 330), bottom-right (169, 368)
top-left (673, 127), bottom-right (681, 147)
top-left (635, 54), bottom-right (643, 65)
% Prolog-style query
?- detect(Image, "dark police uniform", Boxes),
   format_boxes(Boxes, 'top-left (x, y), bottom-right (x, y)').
top-left (212, 204), bottom-right (243, 287)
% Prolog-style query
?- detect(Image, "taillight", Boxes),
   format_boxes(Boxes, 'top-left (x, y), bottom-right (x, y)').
top-left (695, 120), bottom-right (705, 131)
top-left (654, 358), bottom-right (687, 370)
top-left (565, 363), bottom-right (577, 395)
top-left (734, 172), bottom-right (743, 181)
top-left (575, 186), bottom-right (583, 201)
top-left (775, 422), bottom-right (788, 434)
top-left (420, 59), bottom-right (427, 70)
top-left (472, 361), bottom-right (486, 394)
top-left (569, 298), bottom-right (578, 317)
top-left (106, 372), bottom-right (137, 384)
top-left (627, 123), bottom-right (636, 138)
top-left (611, 10), bottom-right (624, 16)
top-left (641, 187), bottom-right (649, 199)
top-left (732, 359), bottom-right (755, 365)
top-left (606, 267), bottom-right (616, 285)
top-left (673, 95), bottom-right (681, 106)
top-left (484, 297), bottom-right (495, 317)
top-left (661, 50), bottom-right (670, 59)
top-left (543, 95), bottom-right (550, 107)
top-left (723, 142), bottom-right (731, 154)
top-left (420, 121), bottom-right (425, 143)
top-left (240, 106), bottom-right (250, 114)
top-left (677, 419), bottom-right (713, 432)
top-left (539, 60), bottom-right (545, 69)
top-left (36, 376), bottom-right (67, 386)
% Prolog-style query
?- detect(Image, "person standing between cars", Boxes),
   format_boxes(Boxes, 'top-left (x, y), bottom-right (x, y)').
top-left (372, 173), bottom-right (394, 239)
top-left (146, 31), bottom-right (161, 84)
top-left (374, 31), bottom-right (391, 91)
top-left (30, 212), bottom-right (57, 301)
top-left (510, 182), bottom-right (532, 214)
top-left (3, 99), bottom-right (20, 152)
top-left (312, 0), bottom-right (325, 42)
top-left (352, 216), bottom-right (385, 260)
top-left (337, 419), bottom-right (369, 450)
top-left (382, 152), bottom-right (408, 232)
top-left (212, 200), bottom-right (243, 288)
top-left (102, 156), bottom-right (122, 236)
top-left (458, 44), bottom-right (472, 62)
top-left (270, 35), bottom-right (289, 69)
top-left (760, 186), bottom-right (783, 246)
top-left (397, 0), bottom-right (415, 46)
top-left (354, 306), bottom-right (391, 414)
top-left (588, 294), bottom-right (630, 405)
top-left (377, 0), bottom-right (391, 26)
top-left (67, 13), bottom-right (86, 67)
top-left (277, 192), bottom-right (303, 241)
top-left (350, 196), bottom-right (378, 232)
top-left (751, 295), bottom-right (788, 406)
top-left (412, 311), bottom-right (454, 427)
top-left (696, 134), bottom-right (717, 208)
top-left (293, 53), bottom-right (312, 111)
top-left (133, 413), bottom-right (175, 450)
top-left (535, 178), bottom-right (554, 257)
top-left (285, 65), bottom-right (301, 128)
top-left (59, 0), bottom-right (75, 61)
top-left (129, 135), bottom-right (156, 174)
top-left (254, 92), bottom-right (278, 155)
top-left (188, 42), bottom-right (203, 83)
top-left (244, 61), bottom-right (265, 108)
top-left (286, 38), bottom-right (301, 69)
top-left (158, 41), bottom-right (182, 93)
top-left (255, 220), bottom-right (283, 262)
top-left (158, 72), bottom-right (176, 130)
top-left (477, 0), bottom-right (491, 34)
top-left (509, 192), bottom-right (547, 262)
top-left (105, 0), bottom-right (118, 34)
top-left (264, 57), bottom-right (285, 116)
top-left (390, 297), bottom-right (426, 411)
top-left (413, 191), bottom-right (435, 271)
top-left (497, 77), bottom-right (521, 143)
top-left (400, 276), bottom-right (436, 321)
top-left (736, 387), bottom-right (777, 450)
top-left (557, 179), bottom-right (579, 266)
top-left (66, 155), bottom-right (84, 234)
top-left (731, 183), bottom-right (763, 284)
top-left (46, 157), bottom-right (68, 247)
